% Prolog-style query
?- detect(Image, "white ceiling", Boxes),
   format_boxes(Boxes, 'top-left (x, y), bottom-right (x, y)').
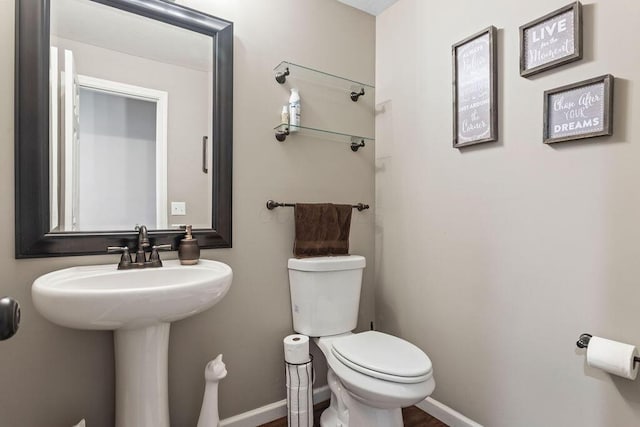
top-left (336, 0), bottom-right (399, 16)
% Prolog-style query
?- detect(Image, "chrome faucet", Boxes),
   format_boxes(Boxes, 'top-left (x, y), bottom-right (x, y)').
top-left (107, 225), bottom-right (172, 270)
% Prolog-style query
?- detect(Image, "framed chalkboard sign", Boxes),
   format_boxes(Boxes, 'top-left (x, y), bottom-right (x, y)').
top-left (543, 74), bottom-right (614, 144)
top-left (452, 26), bottom-right (498, 148)
top-left (520, 2), bottom-right (582, 77)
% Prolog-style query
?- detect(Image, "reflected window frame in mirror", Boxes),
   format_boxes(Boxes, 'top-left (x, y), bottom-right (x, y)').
top-left (15, 0), bottom-right (233, 258)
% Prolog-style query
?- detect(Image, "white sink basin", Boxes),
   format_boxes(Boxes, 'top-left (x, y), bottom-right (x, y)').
top-left (32, 259), bottom-right (232, 427)
top-left (33, 259), bottom-right (232, 330)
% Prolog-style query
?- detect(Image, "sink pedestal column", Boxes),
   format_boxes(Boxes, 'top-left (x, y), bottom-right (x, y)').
top-left (115, 323), bottom-right (171, 427)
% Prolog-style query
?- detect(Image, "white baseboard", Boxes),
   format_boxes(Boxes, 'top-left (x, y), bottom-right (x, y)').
top-left (416, 397), bottom-right (483, 427)
top-left (220, 386), bottom-right (330, 427)
top-left (220, 388), bottom-right (481, 427)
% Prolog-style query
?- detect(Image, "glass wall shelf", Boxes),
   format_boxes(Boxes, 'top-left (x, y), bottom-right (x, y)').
top-left (274, 61), bottom-right (374, 101)
top-left (274, 124), bottom-right (373, 152)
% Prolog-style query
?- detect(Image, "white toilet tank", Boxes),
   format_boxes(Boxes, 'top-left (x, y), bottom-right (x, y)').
top-left (288, 255), bottom-right (366, 337)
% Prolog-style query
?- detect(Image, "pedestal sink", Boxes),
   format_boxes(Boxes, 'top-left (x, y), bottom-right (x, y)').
top-left (32, 259), bottom-right (232, 427)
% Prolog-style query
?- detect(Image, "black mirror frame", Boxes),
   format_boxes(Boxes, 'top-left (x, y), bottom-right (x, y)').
top-left (15, 0), bottom-right (233, 258)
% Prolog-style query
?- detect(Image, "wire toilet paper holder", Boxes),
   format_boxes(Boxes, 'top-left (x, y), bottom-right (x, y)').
top-left (576, 333), bottom-right (640, 366)
top-left (284, 354), bottom-right (315, 383)
top-left (285, 354), bottom-right (314, 427)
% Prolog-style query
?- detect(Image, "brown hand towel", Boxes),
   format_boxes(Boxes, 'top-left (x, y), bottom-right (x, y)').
top-left (293, 203), bottom-right (353, 257)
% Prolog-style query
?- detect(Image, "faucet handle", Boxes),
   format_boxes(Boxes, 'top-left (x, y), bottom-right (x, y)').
top-left (149, 244), bottom-right (172, 268)
top-left (107, 246), bottom-right (130, 255)
top-left (107, 246), bottom-right (132, 269)
top-left (153, 244), bottom-right (173, 251)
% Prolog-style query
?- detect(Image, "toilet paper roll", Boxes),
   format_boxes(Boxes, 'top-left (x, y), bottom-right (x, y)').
top-left (286, 387), bottom-right (312, 412)
top-left (284, 334), bottom-right (310, 364)
top-left (286, 385), bottom-right (313, 427)
top-left (587, 336), bottom-right (639, 380)
top-left (287, 410), bottom-right (312, 427)
top-left (285, 363), bottom-right (313, 388)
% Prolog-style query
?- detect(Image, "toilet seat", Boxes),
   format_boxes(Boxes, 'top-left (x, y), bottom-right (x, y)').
top-left (316, 333), bottom-right (436, 411)
top-left (330, 331), bottom-right (432, 384)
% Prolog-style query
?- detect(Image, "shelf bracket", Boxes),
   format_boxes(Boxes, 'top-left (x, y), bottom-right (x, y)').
top-left (350, 137), bottom-right (365, 152)
top-left (275, 128), bottom-right (290, 142)
top-left (275, 67), bottom-right (290, 84)
top-left (350, 88), bottom-right (365, 102)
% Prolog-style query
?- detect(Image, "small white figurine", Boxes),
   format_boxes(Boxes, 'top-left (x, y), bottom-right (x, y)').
top-left (197, 354), bottom-right (227, 427)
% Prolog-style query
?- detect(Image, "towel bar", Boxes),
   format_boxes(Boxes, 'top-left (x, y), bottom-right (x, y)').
top-left (266, 200), bottom-right (369, 212)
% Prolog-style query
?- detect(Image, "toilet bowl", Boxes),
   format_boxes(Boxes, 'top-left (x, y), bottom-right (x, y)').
top-left (288, 255), bottom-right (435, 427)
top-left (316, 332), bottom-right (435, 426)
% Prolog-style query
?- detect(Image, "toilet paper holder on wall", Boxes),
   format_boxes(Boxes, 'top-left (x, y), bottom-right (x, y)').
top-left (576, 333), bottom-right (640, 366)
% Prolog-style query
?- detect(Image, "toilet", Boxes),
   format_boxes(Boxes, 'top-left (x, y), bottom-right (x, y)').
top-left (288, 255), bottom-right (435, 427)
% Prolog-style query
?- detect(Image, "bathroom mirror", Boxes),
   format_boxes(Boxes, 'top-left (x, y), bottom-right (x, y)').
top-left (15, 0), bottom-right (233, 257)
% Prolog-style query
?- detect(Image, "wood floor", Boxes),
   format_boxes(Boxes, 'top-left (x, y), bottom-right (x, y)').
top-left (258, 400), bottom-right (448, 427)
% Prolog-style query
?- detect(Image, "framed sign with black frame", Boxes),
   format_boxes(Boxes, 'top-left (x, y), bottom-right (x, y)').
top-left (543, 74), bottom-right (613, 144)
top-left (452, 26), bottom-right (498, 148)
top-left (520, 2), bottom-right (582, 77)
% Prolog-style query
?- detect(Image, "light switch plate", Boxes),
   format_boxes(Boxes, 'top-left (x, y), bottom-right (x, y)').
top-left (171, 202), bottom-right (186, 216)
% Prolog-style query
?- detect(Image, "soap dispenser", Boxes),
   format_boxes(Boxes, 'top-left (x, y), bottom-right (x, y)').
top-left (179, 225), bottom-right (200, 265)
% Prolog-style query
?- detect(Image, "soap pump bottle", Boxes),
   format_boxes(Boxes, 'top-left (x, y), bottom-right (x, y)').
top-left (281, 105), bottom-right (289, 130)
top-left (179, 225), bottom-right (200, 265)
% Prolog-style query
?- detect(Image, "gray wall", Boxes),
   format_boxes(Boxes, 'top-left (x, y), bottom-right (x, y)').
top-left (376, 0), bottom-right (640, 426)
top-left (0, 1), bottom-right (375, 426)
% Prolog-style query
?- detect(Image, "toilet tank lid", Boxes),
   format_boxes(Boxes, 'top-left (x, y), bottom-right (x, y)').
top-left (288, 255), bottom-right (366, 272)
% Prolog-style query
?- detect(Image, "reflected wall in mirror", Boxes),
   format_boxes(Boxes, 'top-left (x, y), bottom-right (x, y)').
top-left (49, 0), bottom-right (213, 231)
top-left (16, 0), bottom-right (233, 257)
top-left (50, 0), bottom-right (213, 231)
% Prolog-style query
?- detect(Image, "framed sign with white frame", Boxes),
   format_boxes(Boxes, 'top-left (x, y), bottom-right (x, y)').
top-left (520, 2), bottom-right (582, 77)
top-left (452, 26), bottom-right (498, 148)
top-left (543, 74), bottom-right (613, 144)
